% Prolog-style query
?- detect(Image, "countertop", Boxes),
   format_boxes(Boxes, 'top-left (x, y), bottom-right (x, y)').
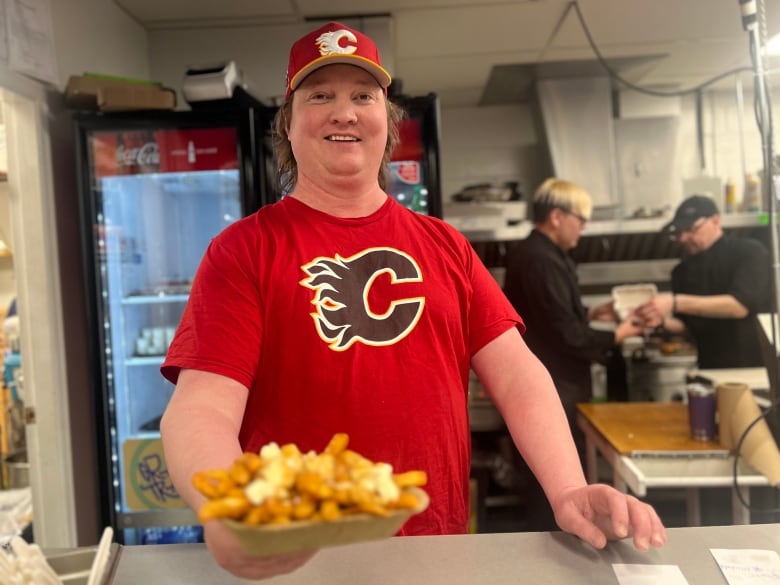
top-left (108, 523), bottom-right (780, 585)
top-left (576, 402), bottom-right (727, 455)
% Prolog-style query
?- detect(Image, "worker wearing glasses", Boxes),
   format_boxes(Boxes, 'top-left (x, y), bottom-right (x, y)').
top-left (635, 195), bottom-right (771, 369)
top-left (503, 178), bottom-right (644, 531)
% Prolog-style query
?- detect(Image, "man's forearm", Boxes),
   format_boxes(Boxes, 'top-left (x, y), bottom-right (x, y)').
top-left (675, 293), bottom-right (748, 319)
top-left (160, 403), bottom-right (244, 509)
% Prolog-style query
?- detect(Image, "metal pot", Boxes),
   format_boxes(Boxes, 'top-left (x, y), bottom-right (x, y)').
top-left (627, 349), bottom-right (697, 402)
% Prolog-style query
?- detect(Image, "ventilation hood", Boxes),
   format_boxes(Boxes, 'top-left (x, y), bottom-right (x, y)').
top-left (535, 75), bottom-right (619, 209)
top-left (479, 56), bottom-right (667, 211)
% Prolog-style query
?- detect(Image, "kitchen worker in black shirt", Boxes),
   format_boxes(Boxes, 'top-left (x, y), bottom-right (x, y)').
top-left (503, 178), bottom-right (643, 530)
top-left (635, 194), bottom-right (771, 369)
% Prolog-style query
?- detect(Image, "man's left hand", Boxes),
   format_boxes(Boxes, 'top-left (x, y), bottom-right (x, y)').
top-left (551, 484), bottom-right (667, 551)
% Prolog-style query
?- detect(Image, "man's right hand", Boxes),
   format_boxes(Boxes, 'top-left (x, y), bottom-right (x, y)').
top-left (204, 521), bottom-right (317, 580)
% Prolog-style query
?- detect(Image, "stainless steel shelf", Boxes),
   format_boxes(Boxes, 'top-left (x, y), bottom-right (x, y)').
top-left (455, 211), bottom-right (768, 243)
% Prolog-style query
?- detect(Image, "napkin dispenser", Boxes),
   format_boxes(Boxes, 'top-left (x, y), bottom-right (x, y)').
top-left (182, 61), bottom-right (242, 104)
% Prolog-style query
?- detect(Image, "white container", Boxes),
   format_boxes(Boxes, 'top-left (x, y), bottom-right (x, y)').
top-left (612, 283), bottom-right (657, 320)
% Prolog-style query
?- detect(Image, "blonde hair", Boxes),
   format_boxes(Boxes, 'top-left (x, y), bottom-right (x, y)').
top-left (531, 178), bottom-right (593, 223)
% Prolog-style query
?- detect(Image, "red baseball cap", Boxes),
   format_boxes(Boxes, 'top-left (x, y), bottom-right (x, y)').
top-left (285, 21), bottom-right (392, 98)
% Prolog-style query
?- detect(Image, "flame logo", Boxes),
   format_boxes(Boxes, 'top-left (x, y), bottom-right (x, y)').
top-left (299, 247), bottom-right (425, 351)
top-left (315, 29), bottom-right (358, 56)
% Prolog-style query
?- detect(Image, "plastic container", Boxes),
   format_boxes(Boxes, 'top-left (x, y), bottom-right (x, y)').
top-left (725, 178), bottom-right (737, 213)
top-left (744, 173), bottom-right (761, 212)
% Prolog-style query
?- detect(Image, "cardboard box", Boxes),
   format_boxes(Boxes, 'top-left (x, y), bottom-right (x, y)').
top-left (65, 75), bottom-right (176, 112)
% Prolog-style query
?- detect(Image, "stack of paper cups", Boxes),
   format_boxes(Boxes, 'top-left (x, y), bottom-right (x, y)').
top-left (717, 382), bottom-right (780, 486)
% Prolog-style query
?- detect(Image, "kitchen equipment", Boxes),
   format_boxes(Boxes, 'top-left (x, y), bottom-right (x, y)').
top-left (627, 341), bottom-right (697, 402)
top-left (74, 107), bottom-right (274, 545)
top-left (453, 183), bottom-right (511, 202)
top-left (182, 61), bottom-right (242, 104)
top-left (386, 93), bottom-right (443, 217)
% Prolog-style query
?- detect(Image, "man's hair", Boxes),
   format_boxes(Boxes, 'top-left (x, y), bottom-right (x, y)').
top-left (531, 178), bottom-right (593, 223)
top-left (272, 97), bottom-right (405, 194)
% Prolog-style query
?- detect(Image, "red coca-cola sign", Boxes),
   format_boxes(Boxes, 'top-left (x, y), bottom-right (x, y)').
top-left (91, 127), bottom-right (239, 178)
top-left (390, 116), bottom-right (423, 162)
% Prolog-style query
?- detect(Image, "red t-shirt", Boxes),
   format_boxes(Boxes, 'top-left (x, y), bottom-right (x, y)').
top-left (162, 196), bottom-right (523, 534)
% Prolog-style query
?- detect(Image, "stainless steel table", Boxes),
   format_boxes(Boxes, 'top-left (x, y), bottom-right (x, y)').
top-left (108, 524), bottom-right (780, 584)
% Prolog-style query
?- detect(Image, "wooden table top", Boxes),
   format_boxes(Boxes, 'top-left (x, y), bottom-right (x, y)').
top-left (576, 402), bottom-right (728, 455)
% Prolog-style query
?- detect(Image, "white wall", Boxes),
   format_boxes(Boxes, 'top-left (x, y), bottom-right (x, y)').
top-left (49, 0), bottom-right (149, 87)
top-left (148, 17), bottom-right (393, 107)
top-left (0, 0), bottom-right (149, 549)
top-left (439, 104), bottom-right (547, 202)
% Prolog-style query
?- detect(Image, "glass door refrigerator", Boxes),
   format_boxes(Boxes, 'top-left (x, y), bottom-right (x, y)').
top-left (387, 93), bottom-right (443, 218)
top-left (74, 107), bottom-right (275, 545)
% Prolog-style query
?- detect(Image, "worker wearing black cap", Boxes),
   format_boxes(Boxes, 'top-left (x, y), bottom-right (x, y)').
top-left (636, 195), bottom-right (771, 369)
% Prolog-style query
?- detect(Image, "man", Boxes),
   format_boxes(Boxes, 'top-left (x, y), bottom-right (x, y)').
top-left (635, 195), bottom-right (770, 369)
top-left (503, 178), bottom-right (643, 530)
top-left (159, 23), bottom-right (666, 580)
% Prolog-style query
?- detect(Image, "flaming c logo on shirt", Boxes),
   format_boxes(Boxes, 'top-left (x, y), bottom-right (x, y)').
top-left (299, 247), bottom-right (425, 351)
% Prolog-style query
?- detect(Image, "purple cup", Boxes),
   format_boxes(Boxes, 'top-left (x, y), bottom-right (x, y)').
top-left (687, 386), bottom-right (717, 441)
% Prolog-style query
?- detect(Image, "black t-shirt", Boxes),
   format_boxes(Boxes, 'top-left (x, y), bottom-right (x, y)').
top-left (504, 229), bottom-right (615, 389)
top-left (672, 235), bottom-right (771, 369)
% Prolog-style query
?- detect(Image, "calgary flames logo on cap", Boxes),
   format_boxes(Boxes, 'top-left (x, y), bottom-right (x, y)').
top-left (315, 29), bottom-right (358, 56)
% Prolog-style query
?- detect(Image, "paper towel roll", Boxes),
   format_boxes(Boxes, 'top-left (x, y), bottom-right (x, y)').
top-left (717, 382), bottom-right (780, 486)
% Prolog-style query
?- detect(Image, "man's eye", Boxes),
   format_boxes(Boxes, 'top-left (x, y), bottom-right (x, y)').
top-left (355, 93), bottom-right (375, 102)
top-left (309, 92), bottom-right (329, 101)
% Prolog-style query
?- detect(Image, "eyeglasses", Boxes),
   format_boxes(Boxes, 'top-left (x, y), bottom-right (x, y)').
top-left (564, 209), bottom-right (588, 226)
top-left (672, 216), bottom-right (710, 240)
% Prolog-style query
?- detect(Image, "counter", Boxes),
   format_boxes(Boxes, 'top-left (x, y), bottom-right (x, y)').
top-left (108, 523), bottom-right (780, 584)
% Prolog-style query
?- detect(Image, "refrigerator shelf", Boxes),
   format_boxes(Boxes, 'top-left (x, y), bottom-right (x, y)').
top-left (125, 356), bottom-right (165, 367)
top-left (122, 294), bottom-right (189, 305)
top-left (129, 430), bottom-right (161, 440)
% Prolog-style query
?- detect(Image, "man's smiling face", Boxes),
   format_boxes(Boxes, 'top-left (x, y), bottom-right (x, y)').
top-left (288, 64), bottom-right (388, 189)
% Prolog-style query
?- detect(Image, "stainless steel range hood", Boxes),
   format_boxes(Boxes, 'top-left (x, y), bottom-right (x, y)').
top-left (535, 76), bottom-right (619, 209)
top-left (478, 56), bottom-right (668, 215)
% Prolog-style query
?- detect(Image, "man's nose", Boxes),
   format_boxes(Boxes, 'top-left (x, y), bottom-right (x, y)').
top-left (330, 97), bottom-right (357, 124)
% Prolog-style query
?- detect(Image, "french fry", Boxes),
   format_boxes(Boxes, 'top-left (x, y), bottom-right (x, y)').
top-left (198, 495), bottom-right (250, 523)
top-left (393, 470), bottom-right (428, 488)
top-left (324, 432), bottom-right (350, 455)
top-left (393, 491), bottom-right (421, 510)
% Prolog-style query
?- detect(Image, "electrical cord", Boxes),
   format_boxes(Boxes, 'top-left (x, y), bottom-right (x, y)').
top-left (571, 0), bottom-right (753, 97)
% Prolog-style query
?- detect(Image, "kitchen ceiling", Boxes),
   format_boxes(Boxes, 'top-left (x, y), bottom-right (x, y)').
top-left (114, 0), bottom-right (780, 107)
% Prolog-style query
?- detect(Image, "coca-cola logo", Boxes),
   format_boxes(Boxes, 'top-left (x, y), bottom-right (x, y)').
top-left (117, 142), bottom-right (159, 167)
